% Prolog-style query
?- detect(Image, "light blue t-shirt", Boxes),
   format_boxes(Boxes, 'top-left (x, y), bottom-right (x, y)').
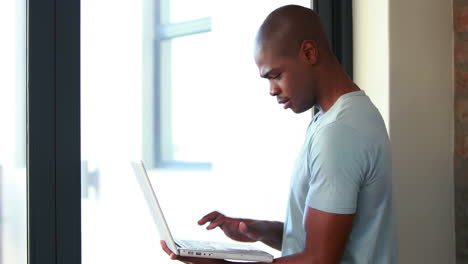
top-left (281, 90), bottom-right (398, 263)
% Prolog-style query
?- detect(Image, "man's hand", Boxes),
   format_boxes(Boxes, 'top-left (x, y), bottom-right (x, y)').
top-left (198, 211), bottom-right (262, 242)
top-left (160, 241), bottom-right (227, 264)
top-left (198, 211), bottom-right (283, 250)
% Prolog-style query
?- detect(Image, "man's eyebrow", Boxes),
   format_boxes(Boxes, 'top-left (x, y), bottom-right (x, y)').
top-left (260, 69), bottom-right (274, 78)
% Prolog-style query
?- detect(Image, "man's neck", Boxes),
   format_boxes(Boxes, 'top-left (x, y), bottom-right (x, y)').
top-left (315, 64), bottom-right (359, 112)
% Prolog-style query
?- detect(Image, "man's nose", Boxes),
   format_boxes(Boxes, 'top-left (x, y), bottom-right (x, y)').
top-left (270, 82), bottom-right (280, 96)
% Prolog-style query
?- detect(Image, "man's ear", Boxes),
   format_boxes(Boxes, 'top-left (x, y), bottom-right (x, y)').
top-left (301, 40), bottom-right (318, 64)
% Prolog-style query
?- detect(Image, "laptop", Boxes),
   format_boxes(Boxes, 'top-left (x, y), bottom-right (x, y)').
top-left (131, 161), bottom-right (274, 263)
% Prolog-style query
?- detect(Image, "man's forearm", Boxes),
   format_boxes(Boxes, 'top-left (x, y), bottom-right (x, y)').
top-left (241, 219), bottom-right (283, 251)
top-left (258, 220), bottom-right (283, 251)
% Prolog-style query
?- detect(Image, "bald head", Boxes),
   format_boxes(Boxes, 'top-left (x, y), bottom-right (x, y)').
top-left (255, 5), bottom-right (330, 58)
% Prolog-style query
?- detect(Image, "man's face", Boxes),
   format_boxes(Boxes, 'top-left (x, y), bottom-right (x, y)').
top-left (254, 47), bottom-right (316, 114)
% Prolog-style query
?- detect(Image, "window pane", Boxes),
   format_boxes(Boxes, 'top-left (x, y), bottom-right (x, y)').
top-left (0, 0), bottom-right (27, 264)
top-left (160, 32), bottom-right (214, 164)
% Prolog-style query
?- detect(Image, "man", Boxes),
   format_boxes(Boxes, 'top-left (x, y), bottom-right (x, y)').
top-left (161, 5), bottom-right (397, 264)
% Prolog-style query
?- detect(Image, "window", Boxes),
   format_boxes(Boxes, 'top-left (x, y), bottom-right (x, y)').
top-left (146, 0), bottom-right (213, 169)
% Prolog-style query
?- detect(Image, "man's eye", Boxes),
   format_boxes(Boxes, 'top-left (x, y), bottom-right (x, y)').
top-left (272, 73), bottom-right (281, 80)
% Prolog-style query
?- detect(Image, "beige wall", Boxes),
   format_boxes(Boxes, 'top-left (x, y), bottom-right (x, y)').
top-left (353, 0), bottom-right (389, 129)
top-left (354, 0), bottom-right (455, 263)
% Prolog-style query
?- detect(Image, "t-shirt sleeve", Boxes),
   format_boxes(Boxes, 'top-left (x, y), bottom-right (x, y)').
top-left (305, 122), bottom-right (368, 214)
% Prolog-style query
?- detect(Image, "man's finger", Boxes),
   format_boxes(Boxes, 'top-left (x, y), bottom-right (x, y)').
top-left (161, 241), bottom-right (184, 262)
top-left (198, 211), bottom-right (222, 225)
top-left (160, 240), bottom-right (175, 256)
top-left (161, 240), bottom-right (181, 260)
top-left (206, 215), bottom-right (226, 230)
top-left (162, 241), bottom-right (200, 264)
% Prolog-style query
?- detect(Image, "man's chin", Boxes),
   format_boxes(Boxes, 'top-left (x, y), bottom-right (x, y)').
top-left (291, 105), bottom-right (312, 114)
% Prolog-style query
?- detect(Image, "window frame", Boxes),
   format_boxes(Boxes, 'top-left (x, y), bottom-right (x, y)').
top-left (144, 0), bottom-right (213, 170)
top-left (313, 0), bottom-right (353, 79)
top-left (28, 0), bottom-right (81, 263)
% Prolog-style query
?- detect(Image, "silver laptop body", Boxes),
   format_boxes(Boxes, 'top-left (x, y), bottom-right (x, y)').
top-left (131, 161), bottom-right (274, 263)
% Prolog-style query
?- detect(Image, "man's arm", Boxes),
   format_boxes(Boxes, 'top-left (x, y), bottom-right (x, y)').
top-left (161, 207), bottom-right (353, 264)
top-left (246, 220), bottom-right (283, 251)
top-left (272, 207), bottom-right (354, 264)
top-left (198, 211), bottom-right (284, 251)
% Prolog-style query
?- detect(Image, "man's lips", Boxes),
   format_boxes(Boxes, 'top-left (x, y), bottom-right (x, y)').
top-left (278, 99), bottom-right (291, 109)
